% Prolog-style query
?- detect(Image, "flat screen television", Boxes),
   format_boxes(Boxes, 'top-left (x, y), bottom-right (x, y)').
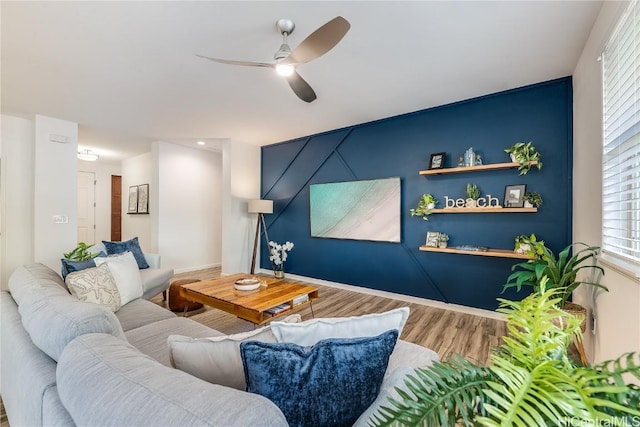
top-left (309, 177), bottom-right (401, 243)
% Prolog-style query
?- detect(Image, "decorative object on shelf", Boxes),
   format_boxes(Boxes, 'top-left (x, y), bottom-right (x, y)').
top-left (410, 194), bottom-right (438, 220)
top-left (504, 241), bottom-right (607, 310)
top-left (504, 184), bottom-right (527, 208)
top-left (437, 233), bottom-right (449, 248)
top-left (513, 233), bottom-right (541, 257)
top-left (425, 231), bottom-right (439, 247)
top-left (464, 147), bottom-right (476, 167)
top-left (524, 192), bottom-right (543, 208)
top-left (128, 186), bottom-right (138, 213)
top-left (465, 183), bottom-right (481, 207)
top-left (127, 184), bottom-right (150, 214)
top-left (475, 154), bottom-right (483, 165)
top-left (457, 156), bottom-right (465, 167)
top-left (269, 240), bottom-right (294, 278)
top-left (248, 199), bottom-right (274, 274)
top-left (504, 141), bottom-right (543, 175)
top-left (428, 152), bottom-right (446, 170)
top-left (455, 245), bottom-right (489, 252)
top-left (444, 194), bottom-right (500, 209)
top-left (372, 284), bottom-right (640, 426)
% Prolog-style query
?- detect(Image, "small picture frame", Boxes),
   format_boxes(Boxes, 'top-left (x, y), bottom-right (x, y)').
top-left (128, 186), bottom-right (138, 213)
top-left (426, 231), bottom-right (440, 247)
top-left (429, 152), bottom-right (446, 170)
top-left (504, 184), bottom-right (527, 208)
top-left (137, 184), bottom-right (149, 214)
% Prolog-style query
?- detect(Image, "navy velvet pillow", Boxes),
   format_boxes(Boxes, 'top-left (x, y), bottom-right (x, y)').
top-left (102, 237), bottom-right (149, 269)
top-left (60, 252), bottom-right (106, 280)
top-left (240, 329), bottom-right (398, 427)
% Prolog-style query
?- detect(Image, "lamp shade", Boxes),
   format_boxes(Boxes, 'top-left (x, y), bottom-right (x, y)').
top-left (248, 199), bottom-right (273, 214)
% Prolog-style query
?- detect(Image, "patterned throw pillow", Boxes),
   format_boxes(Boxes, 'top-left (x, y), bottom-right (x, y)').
top-left (65, 263), bottom-right (121, 312)
top-left (240, 329), bottom-right (398, 427)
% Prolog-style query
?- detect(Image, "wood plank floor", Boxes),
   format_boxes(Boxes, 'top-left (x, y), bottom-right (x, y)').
top-left (0, 267), bottom-right (505, 427)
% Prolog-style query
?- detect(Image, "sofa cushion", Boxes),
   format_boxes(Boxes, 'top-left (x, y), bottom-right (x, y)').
top-left (270, 307), bottom-right (409, 347)
top-left (9, 264), bottom-right (126, 361)
top-left (66, 263), bottom-right (122, 312)
top-left (9, 263), bottom-right (69, 304)
top-left (57, 334), bottom-right (288, 427)
top-left (115, 298), bottom-right (176, 331)
top-left (167, 315), bottom-right (300, 390)
top-left (95, 252), bottom-right (143, 305)
top-left (126, 317), bottom-right (220, 366)
top-left (103, 236), bottom-right (149, 269)
top-left (241, 330), bottom-right (398, 427)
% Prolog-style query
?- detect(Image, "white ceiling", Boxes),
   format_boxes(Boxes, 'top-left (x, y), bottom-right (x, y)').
top-left (1, 1), bottom-right (602, 162)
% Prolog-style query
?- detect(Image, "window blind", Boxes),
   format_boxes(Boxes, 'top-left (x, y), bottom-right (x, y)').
top-left (602, 0), bottom-right (640, 268)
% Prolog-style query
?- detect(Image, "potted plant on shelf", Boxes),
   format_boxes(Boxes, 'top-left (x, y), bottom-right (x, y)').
top-left (504, 141), bottom-right (543, 175)
top-left (513, 233), bottom-right (544, 257)
top-left (437, 233), bottom-right (449, 248)
top-left (410, 194), bottom-right (438, 221)
top-left (371, 283), bottom-right (640, 427)
top-left (466, 183), bottom-right (480, 207)
top-left (524, 192), bottom-right (543, 208)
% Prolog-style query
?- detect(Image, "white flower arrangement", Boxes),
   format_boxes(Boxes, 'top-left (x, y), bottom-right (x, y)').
top-left (268, 241), bottom-right (294, 271)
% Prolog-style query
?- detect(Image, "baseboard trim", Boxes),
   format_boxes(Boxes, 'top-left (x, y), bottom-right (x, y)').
top-left (257, 269), bottom-right (504, 321)
top-left (174, 263), bottom-right (221, 274)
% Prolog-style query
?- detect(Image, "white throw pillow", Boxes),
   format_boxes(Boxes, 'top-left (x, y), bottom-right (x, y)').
top-left (270, 307), bottom-right (410, 347)
top-left (65, 263), bottom-right (122, 312)
top-left (167, 314), bottom-right (301, 390)
top-left (94, 251), bottom-right (143, 305)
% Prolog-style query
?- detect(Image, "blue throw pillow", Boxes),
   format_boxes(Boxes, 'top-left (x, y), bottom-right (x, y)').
top-left (102, 237), bottom-right (149, 269)
top-left (60, 252), bottom-right (106, 279)
top-left (240, 329), bottom-right (398, 427)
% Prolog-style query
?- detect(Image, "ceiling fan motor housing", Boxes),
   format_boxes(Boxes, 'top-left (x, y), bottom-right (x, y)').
top-left (276, 19), bottom-right (295, 36)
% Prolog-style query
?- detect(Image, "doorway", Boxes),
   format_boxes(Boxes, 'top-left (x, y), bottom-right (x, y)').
top-left (77, 171), bottom-right (96, 244)
top-left (111, 175), bottom-right (122, 241)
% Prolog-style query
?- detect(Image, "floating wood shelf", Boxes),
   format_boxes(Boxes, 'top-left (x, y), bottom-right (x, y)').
top-left (419, 161), bottom-right (538, 176)
top-left (431, 207), bottom-right (537, 213)
top-left (419, 245), bottom-right (532, 259)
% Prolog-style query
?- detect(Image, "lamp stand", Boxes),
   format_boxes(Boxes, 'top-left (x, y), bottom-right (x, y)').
top-left (250, 213), bottom-right (271, 275)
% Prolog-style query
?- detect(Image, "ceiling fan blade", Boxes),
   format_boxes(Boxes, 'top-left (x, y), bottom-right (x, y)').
top-left (281, 16), bottom-right (350, 65)
top-left (195, 54), bottom-right (274, 68)
top-left (286, 71), bottom-right (317, 103)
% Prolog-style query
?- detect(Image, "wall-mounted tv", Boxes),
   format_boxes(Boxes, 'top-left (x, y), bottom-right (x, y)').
top-left (309, 177), bottom-right (401, 243)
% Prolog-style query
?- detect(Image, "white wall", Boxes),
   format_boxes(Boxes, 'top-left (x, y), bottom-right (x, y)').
top-left (1, 115), bottom-right (34, 289)
top-left (33, 115), bottom-right (78, 271)
top-left (77, 160), bottom-right (121, 244)
top-left (573, 1), bottom-right (640, 363)
top-left (221, 140), bottom-right (261, 275)
top-left (154, 142), bottom-right (222, 272)
top-left (121, 152), bottom-right (153, 251)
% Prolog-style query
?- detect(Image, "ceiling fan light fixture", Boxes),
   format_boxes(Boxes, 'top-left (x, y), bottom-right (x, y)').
top-left (78, 149), bottom-right (99, 161)
top-left (275, 63), bottom-right (295, 77)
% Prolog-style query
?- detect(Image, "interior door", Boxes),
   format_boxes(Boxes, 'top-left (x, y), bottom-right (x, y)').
top-left (111, 175), bottom-right (122, 241)
top-left (77, 171), bottom-right (96, 244)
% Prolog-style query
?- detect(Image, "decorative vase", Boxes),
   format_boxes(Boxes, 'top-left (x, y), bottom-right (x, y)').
top-left (274, 269), bottom-right (285, 279)
top-left (427, 202), bottom-right (435, 210)
top-left (510, 153), bottom-right (517, 163)
top-left (524, 201), bottom-right (534, 208)
top-left (438, 242), bottom-right (447, 248)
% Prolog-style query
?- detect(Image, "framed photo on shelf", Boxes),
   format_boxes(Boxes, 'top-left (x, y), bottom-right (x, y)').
top-left (137, 184), bottom-right (149, 214)
top-left (128, 186), bottom-right (138, 213)
top-left (504, 184), bottom-right (527, 208)
top-left (428, 152), bottom-right (446, 170)
top-left (425, 231), bottom-right (440, 247)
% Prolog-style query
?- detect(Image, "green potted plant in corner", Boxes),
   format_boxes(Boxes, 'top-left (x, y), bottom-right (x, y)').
top-left (63, 242), bottom-right (99, 261)
top-left (504, 141), bottom-right (543, 175)
top-left (524, 191), bottom-right (543, 208)
top-left (465, 183), bottom-right (480, 207)
top-left (371, 283), bottom-right (640, 427)
top-left (410, 194), bottom-right (438, 221)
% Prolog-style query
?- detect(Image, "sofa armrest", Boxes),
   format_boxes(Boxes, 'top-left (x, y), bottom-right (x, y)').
top-left (57, 334), bottom-right (288, 427)
top-left (143, 253), bottom-right (161, 269)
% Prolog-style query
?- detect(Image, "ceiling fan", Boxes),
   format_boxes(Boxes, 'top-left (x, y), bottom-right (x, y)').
top-left (196, 16), bottom-right (350, 103)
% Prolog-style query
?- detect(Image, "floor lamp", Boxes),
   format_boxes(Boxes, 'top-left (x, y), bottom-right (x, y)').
top-left (248, 199), bottom-right (273, 275)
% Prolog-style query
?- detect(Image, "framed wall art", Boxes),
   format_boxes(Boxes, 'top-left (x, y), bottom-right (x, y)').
top-left (504, 184), bottom-right (527, 208)
top-left (128, 186), bottom-right (138, 213)
top-left (137, 184), bottom-right (149, 214)
top-left (429, 152), bottom-right (446, 170)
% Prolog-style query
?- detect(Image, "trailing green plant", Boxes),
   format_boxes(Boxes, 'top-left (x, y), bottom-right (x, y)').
top-left (63, 242), bottom-right (99, 261)
top-left (504, 242), bottom-right (607, 309)
top-left (513, 233), bottom-right (545, 258)
top-left (524, 191), bottom-right (543, 207)
top-left (372, 284), bottom-right (640, 427)
top-left (504, 141), bottom-right (543, 175)
top-left (466, 183), bottom-right (480, 200)
top-left (410, 194), bottom-right (438, 221)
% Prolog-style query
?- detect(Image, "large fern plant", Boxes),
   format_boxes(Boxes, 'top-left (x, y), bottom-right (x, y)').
top-left (372, 284), bottom-right (640, 426)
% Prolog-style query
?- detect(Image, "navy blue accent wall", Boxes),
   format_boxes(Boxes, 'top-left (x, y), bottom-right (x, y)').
top-left (260, 77), bottom-right (573, 310)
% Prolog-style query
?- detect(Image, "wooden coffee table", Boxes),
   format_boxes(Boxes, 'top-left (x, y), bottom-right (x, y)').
top-left (178, 273), bottom-right (318, 325)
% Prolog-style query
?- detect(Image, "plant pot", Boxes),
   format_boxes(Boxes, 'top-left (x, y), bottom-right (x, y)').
top-left (510, 153), bottom-right (517, 162)
top-left (515, 243), bottom-right (531, 255)
top-left (524, 201), bottom-right (534, 208)
top-left (427, 203), bottom-right (435, 210)
top-left (438, 242), bottom-right (447, 248)
top-left (563, 302), bottom-right (587, 333)
top-left (274, 270), bottom-right (285, 279)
